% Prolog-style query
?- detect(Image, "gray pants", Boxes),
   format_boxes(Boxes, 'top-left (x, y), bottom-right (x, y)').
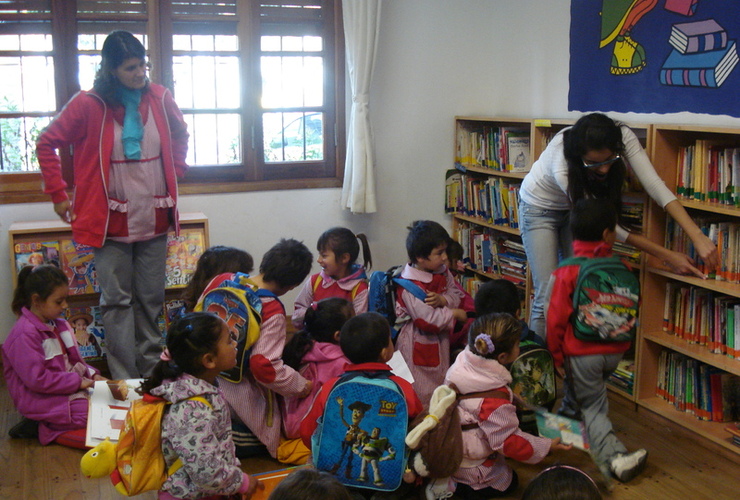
top-left (94, 234), bottom-right (167, 379)
top-left (559, 353), bottom-right (628, 466)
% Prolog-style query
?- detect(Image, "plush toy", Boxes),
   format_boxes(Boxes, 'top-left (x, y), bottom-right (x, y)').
top-left (80, 438), bottom-right (127, 495)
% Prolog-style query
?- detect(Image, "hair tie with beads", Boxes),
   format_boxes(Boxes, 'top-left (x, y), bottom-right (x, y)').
top-left (475, 333), bottom-right (495, 354)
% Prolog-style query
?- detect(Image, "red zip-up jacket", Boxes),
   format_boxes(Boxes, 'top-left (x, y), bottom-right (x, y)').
top-left (36, 84), bottom-right (189, 248)
top-left (546, 239), bottom-right (632, 368)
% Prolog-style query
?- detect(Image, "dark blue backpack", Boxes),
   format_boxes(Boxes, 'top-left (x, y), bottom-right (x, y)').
top-left (368, 265), bottom-right (427, 341)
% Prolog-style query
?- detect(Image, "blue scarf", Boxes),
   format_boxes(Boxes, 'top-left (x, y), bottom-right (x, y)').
top-left (115, 87), bottom-right (144, 160)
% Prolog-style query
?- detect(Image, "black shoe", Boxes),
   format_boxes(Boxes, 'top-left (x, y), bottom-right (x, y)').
top-left (8, 417), bottom-right (39, 439)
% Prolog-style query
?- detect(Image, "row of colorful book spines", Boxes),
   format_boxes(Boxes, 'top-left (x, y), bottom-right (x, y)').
top-left (456, 129), bottom-right (528, 166)
top-left (447, 177), bottom-right (521, 223)
top-left (663, 321), bottom-right (740, 358)
top-left (665, 221), bottom-right (739, 281)
top-left (676, 187), bottom-right (740, 205)
top-left (656, 357), bottom-right (737, 422)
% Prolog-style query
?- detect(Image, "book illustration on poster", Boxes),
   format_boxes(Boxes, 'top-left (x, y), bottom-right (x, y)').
top-left (60, 239), bottom-right (99, 295)
top-left (659, 40), bottom-right (738, 88)
top-left (664, 0), bottom-right (698, 17)
top-left (165, 228), bottom-right (206, 288)
top-left (534, 409), bottom-right (589, 451)
top-left (14, 240), bottom-right (61, 272)
top-left (65, 305), bottom-right (105, 361)
top-left (86, 379), bottom-right (143, 448)
top-left (669, 19), bottom-right (727, 55)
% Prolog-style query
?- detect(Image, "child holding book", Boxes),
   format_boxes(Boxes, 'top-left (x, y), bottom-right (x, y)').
top-left (292, 227), bottom-right (372, 329)
top-left (2, 265), bottom-right (105, 448)
top-left (394, 220), bottom-right (467, 405)
top-left (140, 312), bottom-right (263, 500)
top-left (444, 313), bottom-right (570, 499)
top-left (218, 238), bottom-right (314, 459)
top-left (546, 198), bottom-right (647, 483)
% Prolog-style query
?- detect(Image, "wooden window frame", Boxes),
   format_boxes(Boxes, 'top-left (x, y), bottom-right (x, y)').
top-left (0, 0), bottom-right (345, 205)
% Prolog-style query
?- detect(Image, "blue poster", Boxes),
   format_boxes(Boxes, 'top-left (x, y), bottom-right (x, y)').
top-left (569, 0), bottom-right (740, 117)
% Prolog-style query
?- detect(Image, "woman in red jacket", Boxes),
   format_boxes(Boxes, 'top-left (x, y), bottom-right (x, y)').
top-left (36, 31), bottom-right (189, 379)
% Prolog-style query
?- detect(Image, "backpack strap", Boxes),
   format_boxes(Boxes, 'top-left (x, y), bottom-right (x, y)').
top-left (393, 277), bottom-right (427, 302)
top-left (312, 274), bottom-right (323, 293)
top-left (456, 388), bottom-right (510, 431)
top-left (167, 396), bottom-right (212, 476)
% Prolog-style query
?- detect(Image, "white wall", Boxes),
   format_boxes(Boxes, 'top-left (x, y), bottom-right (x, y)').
top-left (3, 0), bottom-right (740, 341)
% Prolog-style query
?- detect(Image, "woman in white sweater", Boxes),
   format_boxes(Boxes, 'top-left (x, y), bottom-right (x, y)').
top-left (519, 113), bottom-right (718, 339)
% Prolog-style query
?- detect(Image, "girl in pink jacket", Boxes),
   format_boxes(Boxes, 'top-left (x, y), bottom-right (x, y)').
top-left (282, 297), bottom-right (354, 440)
top-left (2, 265), bottom-right (104, 449)
top-left (444, 313), bottom-right (570, 499)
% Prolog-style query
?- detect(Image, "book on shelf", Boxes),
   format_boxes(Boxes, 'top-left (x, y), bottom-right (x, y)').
top-left (86, 379), bottom-right (143, 448)
top-left (506, 133), bottom-right (530, 172)
top-left (165, 228), bottom-right (206, 288)
top-left (725, 423), bottom-right (740, 447)
top-left (59, 238), bottom-right (99, 295)
top-left (669, 19), bottom-right (727, 54)
top-left (13, 240), bottom-right (61, 272)
top-left (64, 305), bottom-right (106, 362)
top-left (659, 40), bottom-right (739, 88)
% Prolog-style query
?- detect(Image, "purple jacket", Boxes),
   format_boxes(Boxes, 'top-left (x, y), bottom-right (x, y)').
top-left (2, 308), bottom-right (98, 424)
top-left (281, 341), bottom-right (349, 439)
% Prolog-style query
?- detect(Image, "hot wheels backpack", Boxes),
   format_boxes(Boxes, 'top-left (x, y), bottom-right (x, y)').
top-left (367, 265), bottom-right (427, 341)
top-left (310, 371), bottom-right (409, 492)
top-left (558, 256), bottom-right (640, 343)
top-left (80, 394), bottom-right (211, 496)
top-left (195, 272), bottom-right (276, 382)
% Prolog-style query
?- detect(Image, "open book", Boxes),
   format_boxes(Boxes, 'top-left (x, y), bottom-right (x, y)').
top-left (85, 379), bottom-right (143, 448)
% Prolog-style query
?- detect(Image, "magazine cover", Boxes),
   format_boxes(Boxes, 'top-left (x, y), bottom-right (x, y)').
top-left (60, 239), bottom-right (99, 295)
top-left (64, 305), bottom-right (106, 361)
top-left (14, 240), bottom-right (61, 272)
top-left (165, 228), bottom-right (205, 288)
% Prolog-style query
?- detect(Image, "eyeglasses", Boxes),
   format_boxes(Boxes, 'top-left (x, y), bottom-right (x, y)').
top-left (582, 154), bottom-right (621, 168)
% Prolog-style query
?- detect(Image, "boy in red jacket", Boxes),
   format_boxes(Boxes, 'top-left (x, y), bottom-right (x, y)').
top-left (546, 198), bottom-right (647, 484)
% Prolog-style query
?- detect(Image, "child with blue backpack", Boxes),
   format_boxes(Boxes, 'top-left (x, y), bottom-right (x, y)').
top-left (300, 312), bottom-right (423, 497)
top-left (547, 198), bottom-right (647, 484)
top-left (292, 227), bottom-right (372, 330)
top-left (394, 220), bottom-right (467, 405)
top-left (218, 238), bottom-right (315, 460)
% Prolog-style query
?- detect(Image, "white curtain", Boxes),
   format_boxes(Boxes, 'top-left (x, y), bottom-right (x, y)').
top-left (341, 0), bottom-right (382, 214)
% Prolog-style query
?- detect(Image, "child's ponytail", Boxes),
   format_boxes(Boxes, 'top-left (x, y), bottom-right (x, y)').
top-left (283, 297), bottom-right (353, 370)
top-left (140, 312), bottom-right (223, 394)
top-left (468, 312), bottom-right (521, 360)
top-left (317, 227), bottom-right (372, 270)
top-left (11, 265), bottom-right (68, 316)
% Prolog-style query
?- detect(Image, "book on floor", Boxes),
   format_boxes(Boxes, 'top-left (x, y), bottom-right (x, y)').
top-left (86, 379), bottom-right (143, 448)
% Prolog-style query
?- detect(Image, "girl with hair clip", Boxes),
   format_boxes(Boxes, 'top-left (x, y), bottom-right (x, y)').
top-left (521, 464), bottom-right (602, 500)
top-left (443, 313), bottom-right (570, 500)
top-left (2, 265), bottom-right (105, 449)
top-left (281, 297), bottom-right (354, 441)
top-left (140, 312), bottom-right (263, 500)
top-left (292, 227), bottom-right (372, 329)
top-left (36, 30), bottom-right (189, 380)
top-left (519, 112), bottom-right (718, 340)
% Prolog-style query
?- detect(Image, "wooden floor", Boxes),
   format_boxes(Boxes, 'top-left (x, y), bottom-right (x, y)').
top-left (1, 373), bottom-right (739, 499)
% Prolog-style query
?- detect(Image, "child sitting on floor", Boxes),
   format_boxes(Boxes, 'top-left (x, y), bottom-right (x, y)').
top-left (2, 265), bottom-right (106, 448)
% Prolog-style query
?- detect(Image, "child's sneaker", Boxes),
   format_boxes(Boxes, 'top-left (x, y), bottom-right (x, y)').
top-left (609, 448), bottom-right (648, 482)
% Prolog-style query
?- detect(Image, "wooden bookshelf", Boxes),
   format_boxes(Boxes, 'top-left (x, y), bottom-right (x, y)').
top-left (639, 124), bottom-right (740, 455)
